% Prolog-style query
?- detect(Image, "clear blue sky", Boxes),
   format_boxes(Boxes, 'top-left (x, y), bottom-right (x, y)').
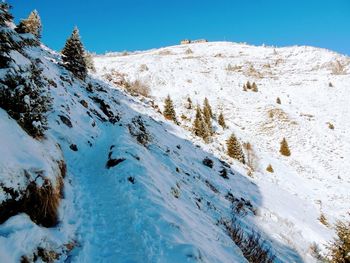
top-left (9, 0), bottom-right (350, 55)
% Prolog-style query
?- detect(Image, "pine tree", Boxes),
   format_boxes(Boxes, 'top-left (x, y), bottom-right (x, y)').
top-left (327, 220), bottom-right (350, 263)
top-left (0, 2), bottom-right (13, 26)
top-left (193, 105), bottom-right (210, 142)
top-left (202, 98), bottom-right (213, 134)
top-left (203, 97), bottom-right (213, 118)
top-left (276, 97), bottom-right (281, 104)
top-left (16, 10), bottom-right (42, 38)
top-left (279, 137), bottom-right (291, 156)
top-left (246, 81), bottom-right (252, 89)
top-left (226, 133), bottom-right (245, 164)
top-left (251, 82), bottom-right (258, 92)
top-left (185, 97), bottom-right (192, 109)
top-left (266, 164), bottom-right (274, 173)
top-left (218, 112), bottom-right (226, 129)
top-left (0, 63), bottom-right (52, 137)
top-left (0, 2), bottom-right (14, 67)
top-left (163, 95), bottom-right (178, 123)
top-left (62, 27), bottom-right (87, 80)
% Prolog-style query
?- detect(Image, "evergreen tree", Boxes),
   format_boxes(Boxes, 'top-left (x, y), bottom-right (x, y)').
top-left (226, 133), bottom-right (245, 164)
top-left (0, 2), bottom-right (14, 67)
top-left (0, 63), bottom-right (52, 137)
top-left (185, 97), bottom-right (192, 109)
top-left (202, 97), bottom-right (213, 134)
top-left (16, 10), bottom-right (42, 38)
top-left (163, 95), bottom-right (178, 123)
top-left (62, 27), bottom-right (87, 80)
top-left (203, 97), bottom-right (213, 118)
top-left (246, 81), bottom-right (252, 89)
top-left (193, 105), bottom-right (210, 142)
top-left (276, 97), bottom-right (281, 104)
top-left (279, 137), bottom-right (291, 156)
top-left (0, 2), bottom-right (13, 26)
top-left (218, 112), bottom-right (226, 129)
top-left (251, 82), bottom-right (258, 92)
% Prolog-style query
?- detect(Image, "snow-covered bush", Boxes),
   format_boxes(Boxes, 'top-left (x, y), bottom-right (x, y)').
top-left (0, 64), bottom-right (52, 138)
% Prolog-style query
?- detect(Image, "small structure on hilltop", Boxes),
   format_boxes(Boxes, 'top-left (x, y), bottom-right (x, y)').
top-left (180, 39), bottom-right (208, 45)
top-left (180, 39), bottom-right (191, 45)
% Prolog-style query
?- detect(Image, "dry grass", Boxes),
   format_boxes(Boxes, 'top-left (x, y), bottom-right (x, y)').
top-left (221, 218), bottom-right (275, 263)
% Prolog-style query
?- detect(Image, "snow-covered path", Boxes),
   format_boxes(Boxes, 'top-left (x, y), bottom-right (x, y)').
top-left (68, 131), bottom-right (147, 263)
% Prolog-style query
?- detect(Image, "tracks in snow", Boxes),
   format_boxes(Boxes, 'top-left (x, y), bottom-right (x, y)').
top-left (69, 132), bottom-right (147, 262)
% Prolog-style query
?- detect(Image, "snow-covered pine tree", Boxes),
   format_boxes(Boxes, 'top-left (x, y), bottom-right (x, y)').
top-left (218, 112), bottom-right (226, 129)
top-left (0, 63), bottom-right (52, 138)
top-left (226, 133), bottom-right (245, 164)
top-left (163, 95), bottom-right (178, 124)
top-left (0, 2), bottom-right (15, 67)
top-left (15, 10), bottom-right (42, 38)
top-left (62, 27), bottom-right (87, 80)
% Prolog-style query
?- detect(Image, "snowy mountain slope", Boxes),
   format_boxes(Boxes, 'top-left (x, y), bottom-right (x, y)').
top-left (0, 23), bottom-right (314, 263)
top-left (94, 41), bottom-right (350, 260)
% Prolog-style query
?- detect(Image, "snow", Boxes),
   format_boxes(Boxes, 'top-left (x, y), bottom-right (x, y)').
top-left (93, 41), bottom-right (350, 261)
top-left (1, 26), bottom-right (349, 261)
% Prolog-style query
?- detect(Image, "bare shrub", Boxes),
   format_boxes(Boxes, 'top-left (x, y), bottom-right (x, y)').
top-left (243, 142), bottom-right (257, 172)
top-left (158, 49), bottom-right (172, 55)
top-left (221, 219), bottom-right (275, 263)
top-left (226, 64), bottom-right (242, 71)
top-left (125, 79), bottom-right (150, 97)
top-left (139, 64), bottom-right (149, 72)
top-left (331, 60), bottom-right (346, 75)
top-left (327, 122), bottom-right (335, 130)
top-left (319, 213), bottom-right (329, 227)
top-left (185, 48), bottom-right (193, 54)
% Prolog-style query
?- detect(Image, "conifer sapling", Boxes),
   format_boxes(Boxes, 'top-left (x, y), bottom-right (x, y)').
top-left (62, 27), bottom-right (88, 80)
top-left (163, 95), bottom-right (178, 124)
top-left (279, 137), bottom-right (291, 156)
top-left (226, 133), bottom-right (245, 164)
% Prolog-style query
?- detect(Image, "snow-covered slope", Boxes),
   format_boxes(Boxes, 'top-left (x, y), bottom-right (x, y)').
top-left (94, 41), bottom-right (350, 261)
top-left (1, 22), bottom-right (316, 263)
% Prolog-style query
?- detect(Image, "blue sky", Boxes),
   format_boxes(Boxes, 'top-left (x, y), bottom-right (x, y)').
top-left (9, 0), bottom-right (350, 55)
